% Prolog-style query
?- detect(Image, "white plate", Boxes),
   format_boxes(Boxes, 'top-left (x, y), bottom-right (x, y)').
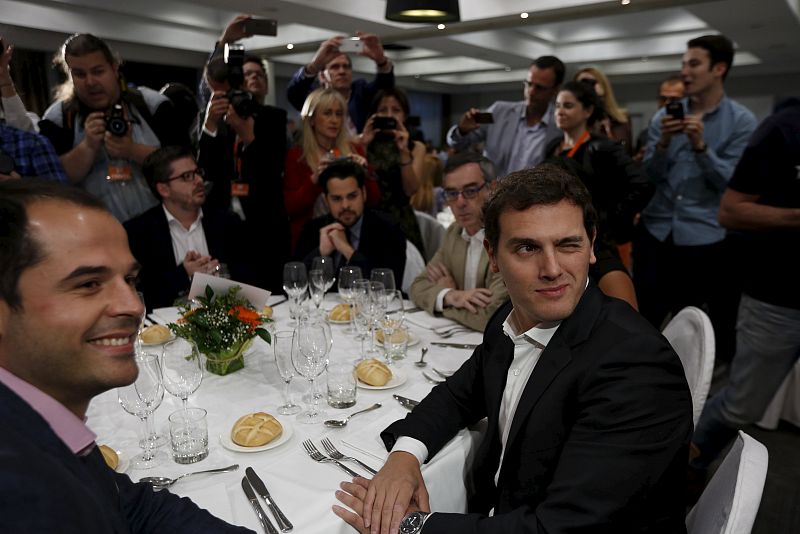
top-left (358, 368), bottom-right (407, 390)
top-left (218, 416), bottom-right (294, 453)
top-left (327, 317), bottom-right (351, 325)
top-left (375, 332), bottom-right (420, 348)
top-left (115, 450), bottom-right (130, 473)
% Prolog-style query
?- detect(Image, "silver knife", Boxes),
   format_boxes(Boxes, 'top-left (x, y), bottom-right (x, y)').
top-left (431, 342), bottom-right (478, 350)
top-left (242, 477), bottom-right (279, 534)
top-left (245, 467), bottom-right (293, 532)
top-left (393, 394), bottom-right (420, 410)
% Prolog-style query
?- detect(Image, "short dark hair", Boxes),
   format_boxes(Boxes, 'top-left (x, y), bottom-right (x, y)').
top-left (0, 181), bottom-right (107, 310)
top-left (55, 33), bottom-right (118, 74)
top-left (318, 159), bottom-right (366, 193)
top-left (483, 163), bottom-right (597, 251)
top-left (205, 56), bottom-right (229, 85)
top-left (532, 55), bottom-right (566, 86)
top-left (142, 146), bottom-right (195, 199)
top-left (559, 81), bottom-right (605, 127)
top-left (370, 88), bottom-right (411, 118)
top-left (687, 34), bottom-right (735, 80)
top-left (244, 55), bottom-right (267, 74)
top-left (443, 151), bottom-right (496, 183)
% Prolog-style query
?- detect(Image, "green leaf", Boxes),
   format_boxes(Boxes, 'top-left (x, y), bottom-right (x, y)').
top-left (256, 328), bottom-right (271, 344)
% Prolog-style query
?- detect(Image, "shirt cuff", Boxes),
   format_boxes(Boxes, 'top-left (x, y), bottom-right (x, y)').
top-left (435, 288), bottom-right (452, 312)
top-left (202, 125), bottom-right (218, 138)
top-left (391, 437), bottom-right (428, 466)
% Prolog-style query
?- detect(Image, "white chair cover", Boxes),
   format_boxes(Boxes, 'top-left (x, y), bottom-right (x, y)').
top-left (662, 306), bottom-right (715, 426)
top-left (686, 431), bottom-right (768, 534)
top-left (402, 240), bottom-right (425, 294)
top-left (757, 360), bottom-right (800, 430)
top-left (414, 210), bottom-right (447, 262)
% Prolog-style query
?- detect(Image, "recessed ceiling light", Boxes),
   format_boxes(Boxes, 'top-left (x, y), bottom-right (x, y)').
top-left (621, 0), bottom-right (631, 5)
top-left (641, 56), bottom-right (649, 62)
top-left (414, 74), bottom-right (420, 78)
top-left (437, 23), bottom-right (446, 30)
top-left (504, 67), bottom-right (511, 72)
top-left (286, 43), bottom-right (294, 50)
top-left (520, 12), bottom-right (529, 19)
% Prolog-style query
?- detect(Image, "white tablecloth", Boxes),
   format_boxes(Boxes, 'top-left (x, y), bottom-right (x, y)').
top-left (86, 295), bottom-right (484, 533)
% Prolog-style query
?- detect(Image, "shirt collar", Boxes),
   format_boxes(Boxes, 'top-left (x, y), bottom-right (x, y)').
top-left (517, 101), bottom-right (554, 127)
top-left (163, 204), bottom-right (203, 231)
top-left (461, 227), bottom-right (485, 243)
top-left (501, 311), bottom-right (561, 349)
top-left (0, 367), bottom-right (96, 455)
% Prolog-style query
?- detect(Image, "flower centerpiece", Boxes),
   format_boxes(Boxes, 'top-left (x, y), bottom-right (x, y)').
top-left (169, 285), bottom-right (272, 376)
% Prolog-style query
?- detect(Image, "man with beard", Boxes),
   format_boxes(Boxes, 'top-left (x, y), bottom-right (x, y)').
top-left (294, 159), bottom-right (406, 281)
top-left (124, 146), bottom-right (258, 310)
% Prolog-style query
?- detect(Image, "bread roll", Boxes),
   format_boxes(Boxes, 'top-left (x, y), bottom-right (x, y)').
top-left (329, 303), bottom-right (350, 322)
top-left (356, 358), bottom-right (392, 386)
top-left (231, 412), bottom-right (283, 447)
top-left (98, 444), bottom-right (119, 470)
top-left (261, 305), bottom-right (273, 319)
top-left (140, 324), bottom-right (171, 344)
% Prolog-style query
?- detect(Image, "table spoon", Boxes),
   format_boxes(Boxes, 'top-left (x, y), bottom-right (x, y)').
top-left (414, 346), bottom-right (429, 367)
top-left (140, 464), bottom-right (239, 490)
top-left (324, 403), bottom-right (382, 428)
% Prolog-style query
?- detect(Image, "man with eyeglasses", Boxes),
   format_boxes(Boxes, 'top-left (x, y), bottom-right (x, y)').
top-left (446, 56), bottom-right (564, 179)
top-left (124, 146), bottom-right (258, 309)
top-left (410, 152), bottom-right (508, 331)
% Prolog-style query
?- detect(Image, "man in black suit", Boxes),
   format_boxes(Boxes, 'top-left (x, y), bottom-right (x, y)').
top-left (0, 180), bottom-right (251, 532)
top-left (333, 164), bottom-right (692, 534)
top-left (125, 146), bottom-right (257, 310)
top-left (295, 159), bottom-right (406, 283)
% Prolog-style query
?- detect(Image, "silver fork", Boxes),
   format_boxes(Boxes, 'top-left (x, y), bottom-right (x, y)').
top-left (301, 439), bottom-right (363, 478)
top-left (437, 327), bottom-right (471, 338)
top-left (321, 438), bottom-right (378, 475)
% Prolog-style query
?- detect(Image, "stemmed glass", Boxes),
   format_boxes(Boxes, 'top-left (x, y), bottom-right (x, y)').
top-left (161, 338), bottom-right (203, 414)
top-left (271, 331), bottom-right (301, 415)
top-left (352, 288), bottom-right (372, 359)
top-left (283, 262), bottom-right (308, 325)
top-left (292, 320), bottom-right (331, 424)
top-left (370, 268), bottom-right (396, 292)
top-left (365, 281), bottom-right (387, 358)
top-left (311, 256), bottom-right (336, 293)
top-left (134, 291), bottom-right (147, 356)
top-left (309, 270), bottom-right (326, 316)
top-left (338, 266), bottom-right (362, 333)
top-left (380, 290), bottom-right (406, 363)
top-left (118, 353), bottom-right (166, 469)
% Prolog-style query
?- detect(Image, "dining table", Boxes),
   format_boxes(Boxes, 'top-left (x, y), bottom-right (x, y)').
top-left (86, 293), bottom-right (486, 533)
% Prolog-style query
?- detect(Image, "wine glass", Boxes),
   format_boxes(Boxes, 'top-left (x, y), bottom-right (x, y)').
top-left (365, 281), bottom-right (387, 358)
top-left (338, 266), bottom-right (362, 333)
top-left (271, 331), bottom-right (301, 415)
top-left (292, 321), bottom-right (331, 424)
top-left (134, 291), bottom-right (147, 356)
top-left (117, 353), bottom-right (166, 469)
top-left (384, 289), bottom-right (406, 325)
top-left (161, 338), bottom-right (203, 413)
top-left (283, 262), bottom-right (308, 325)
top-left (370, 268), bottom-right (396, 292)
top-left (351, 279), bottom-right (371, 341)
top-left (309, 269), bottom-right (326, 316)
top-left (311, 256), bottom-right (336, 293)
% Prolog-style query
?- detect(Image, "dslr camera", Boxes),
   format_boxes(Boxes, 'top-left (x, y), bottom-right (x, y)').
top-left (222, 43), bottom-right (258, 118)
top-left (105, 104), bottom-right (128, 137)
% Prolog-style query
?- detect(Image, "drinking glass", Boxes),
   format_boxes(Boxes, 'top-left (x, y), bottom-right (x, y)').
top-left (384, 289), bottom-right (405, 325)
top-left (292, 321), bottom-right (330, 424)
top-left (283, 261), bottom-right (308, 325)
top-left (271, 331), bottom-right (301, 415)
top-left (352, 279), bottom-right (371, 341)
top-left (311, 256), bottom-right (336, 293)
top-left (168, 407), bottom-right (209, 464)
top-left (338, 266), bottom-right (362, 333)
top-left (309, 269), bottom-right (326, 316)
top-left (134, 291), bottom-right (147, 356)
top-left (161, 338), bottom-right (203, 413)
top-left (366, 281), bottom-right (387, 357)
top-left (370, 268), bottom-right (396, 292)
top-left (118, 353), bottom-right (166, 469)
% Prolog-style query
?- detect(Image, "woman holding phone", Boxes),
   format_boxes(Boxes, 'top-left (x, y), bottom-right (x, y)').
top-left (546, 81), bottom-right (654, 309)
top-left (355, 88), bottom-right (425, 253)
top-left (284, 88), bottom-right (378, 252)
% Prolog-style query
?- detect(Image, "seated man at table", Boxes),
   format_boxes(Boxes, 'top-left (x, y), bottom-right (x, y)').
top-left (0, 180), bottom-right (252, 532)
top-left (409, 152), bottom-right (508, 332)
top-left (295, 159), bottom-right (406, 282)
top-left (333, 164), bottom-right (693, 534)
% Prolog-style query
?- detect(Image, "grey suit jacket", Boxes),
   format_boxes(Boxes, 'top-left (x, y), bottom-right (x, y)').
top-left (409, 223), bottom-right (508, 332)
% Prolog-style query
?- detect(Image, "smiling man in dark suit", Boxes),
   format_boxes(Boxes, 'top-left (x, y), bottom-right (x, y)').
top-left (333, 164), bottom-right (693, 534)
top-left (124, 146), bottom-right (258, 309)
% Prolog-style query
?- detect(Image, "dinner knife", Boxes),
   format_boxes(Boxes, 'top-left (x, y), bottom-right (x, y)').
top-left (245, 467), bottom-right (293, 532)
top-left (431, 342), bottom-right (478, 350)
top-left (393, 394), bottom-right (420, 410)
top-left (242, 477), bottom-right (279, 534)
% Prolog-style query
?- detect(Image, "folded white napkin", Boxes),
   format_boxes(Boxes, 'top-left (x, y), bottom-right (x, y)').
top-left (405, 311), bottom-right (459, 331)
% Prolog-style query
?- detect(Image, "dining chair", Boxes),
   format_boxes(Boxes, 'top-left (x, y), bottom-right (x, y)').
top-left (662, 306), bottom-right (715, 426)
top-left (402, 240), bottom-right (426, 294)
top-left (414, 210), bottom-right (447, 262)
top-left (686, 431), bottom-right (768, 534)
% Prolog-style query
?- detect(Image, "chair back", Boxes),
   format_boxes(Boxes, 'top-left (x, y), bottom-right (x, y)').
top-left (686, 431), bottom-right (768, 534)
top-left (414, 210), bottom-right (447, 262)
top-left (662, 306), bottom-right (715, 426)
top-left (402, 240), bottom-right (426, 294)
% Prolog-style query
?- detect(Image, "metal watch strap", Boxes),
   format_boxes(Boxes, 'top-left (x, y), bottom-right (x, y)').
top-left (399, 511), bottom-right (431, 534)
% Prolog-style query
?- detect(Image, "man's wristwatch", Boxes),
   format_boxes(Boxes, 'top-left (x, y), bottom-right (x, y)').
top-left (399, 511), bottom-right (431, 533)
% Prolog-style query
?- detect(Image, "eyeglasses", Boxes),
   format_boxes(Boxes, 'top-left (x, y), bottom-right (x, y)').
top-left (522, 80), bottom-right (555, 92)
top-left (165, 168), bottom-right (205, 183)
top-left (443, 183), bottom-right (487, 202)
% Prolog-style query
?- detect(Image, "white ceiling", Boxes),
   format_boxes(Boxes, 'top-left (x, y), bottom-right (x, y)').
top-left (2, 0), bottom-right (800, 92)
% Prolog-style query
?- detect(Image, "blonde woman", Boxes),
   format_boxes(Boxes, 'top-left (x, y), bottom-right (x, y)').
top-left (410, 154), bottom-right (444, 216)
top-left (575, 66), bottom-right (633, 155)
top-left (283, 88), bottom-right (377, 250)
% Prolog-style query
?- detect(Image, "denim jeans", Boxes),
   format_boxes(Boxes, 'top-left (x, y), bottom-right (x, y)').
top-left (692, 294), bottom-right (800, 468)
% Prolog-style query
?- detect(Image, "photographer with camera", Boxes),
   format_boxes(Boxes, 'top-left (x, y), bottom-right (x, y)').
top-left (196, 51), bottom-right (289, 294)
top-left (38, 33), bottom-right (187, 222)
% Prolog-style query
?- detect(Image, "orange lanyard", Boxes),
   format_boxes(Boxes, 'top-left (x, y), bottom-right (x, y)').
top-left (233, 138), bottom-right (243, 179)
top-left (564, 131), bottom-right (591, 159)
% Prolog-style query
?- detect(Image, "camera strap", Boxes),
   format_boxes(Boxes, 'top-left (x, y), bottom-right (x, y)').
top-left (231, 138), bottom-right (249, 197)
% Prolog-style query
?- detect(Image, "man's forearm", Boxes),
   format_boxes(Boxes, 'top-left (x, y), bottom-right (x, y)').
top-left (60, 142), bottom-right (98, 184)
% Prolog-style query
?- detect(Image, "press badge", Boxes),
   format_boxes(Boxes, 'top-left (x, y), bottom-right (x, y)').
top-left (106, 163), bottom-right (133, 182)
top-left (231, 182), bottom-right (250, 197)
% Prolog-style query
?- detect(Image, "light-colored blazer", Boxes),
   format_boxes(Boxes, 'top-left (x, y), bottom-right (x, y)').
top-left (409, 223), bottom-right (508, 332)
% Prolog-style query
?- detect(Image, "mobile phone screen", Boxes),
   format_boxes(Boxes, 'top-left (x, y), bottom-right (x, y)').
top-left (474, 112), bottom-right (494, 124)
top-left (339, 38), bottom-right (362, 53)
top-left (243, 18), bottom-right (278, 36)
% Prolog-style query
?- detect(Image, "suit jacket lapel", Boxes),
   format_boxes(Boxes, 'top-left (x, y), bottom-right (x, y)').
top-left (153, 207), bottom-right (180, 266)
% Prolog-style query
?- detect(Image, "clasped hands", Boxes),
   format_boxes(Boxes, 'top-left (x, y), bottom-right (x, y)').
top-left (319, 222), bottom-right (354, 259)
top-left (333, 451), bottom-right (430, 534)
top-left (182, 250), bottom-right (220, 278)
top-left (427, 262), bottom-right (493, 313)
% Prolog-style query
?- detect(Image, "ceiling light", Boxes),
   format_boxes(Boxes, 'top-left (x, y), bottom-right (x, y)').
top-left (504, 67), bottom-right (511, 72)
top-left (437, 23), bottom-right (446, 30)
top-left (286, 43), bottom-right (294, 50)
top-left (385, 0), bottom-right (460, 23)
top-left (520, 12), bottom-right (529, 19)
top-left (621, 0), bottom-right (631, 5)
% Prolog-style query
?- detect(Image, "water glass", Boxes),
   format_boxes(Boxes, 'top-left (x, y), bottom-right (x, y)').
top-left (338, 266), bottom-right (362, 333)
top-left (311, 256), bottom-right (336, 292)
top-left (272, 331), bottom-right (301, 415)
top-left (168, 407), bottom-right (209, 464)
top-left (327, 362), bottom-right (357, 409)
top-left (384, 324), bottom-right (410, 361)
top-left (370, 268), bottom-right (396, 292)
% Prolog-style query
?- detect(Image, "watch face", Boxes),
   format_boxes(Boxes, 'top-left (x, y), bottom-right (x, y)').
top-left (399, 512), bottom-right (422, 534)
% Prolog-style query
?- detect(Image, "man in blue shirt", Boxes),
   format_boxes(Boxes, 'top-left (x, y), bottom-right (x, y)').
top-left (0, 122), bottom-right (67, 182)
top-left (634, 34), bottom-right (756, 360)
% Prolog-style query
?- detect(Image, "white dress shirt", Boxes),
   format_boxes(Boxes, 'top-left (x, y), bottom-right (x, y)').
top-left (163, 205), bottom-right (209, 266)
top-left (435, 228), bottom-right (485, 312)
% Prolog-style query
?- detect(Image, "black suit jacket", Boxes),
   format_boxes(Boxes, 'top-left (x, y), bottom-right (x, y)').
top-left (294, 209), bottom-right (407, 284)
top-left (383, 284), bottom-right (692, 533)
top-left (124, 205), bottom-right (259, 310)
top-left (0, 381), bottom-right (252, 533)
